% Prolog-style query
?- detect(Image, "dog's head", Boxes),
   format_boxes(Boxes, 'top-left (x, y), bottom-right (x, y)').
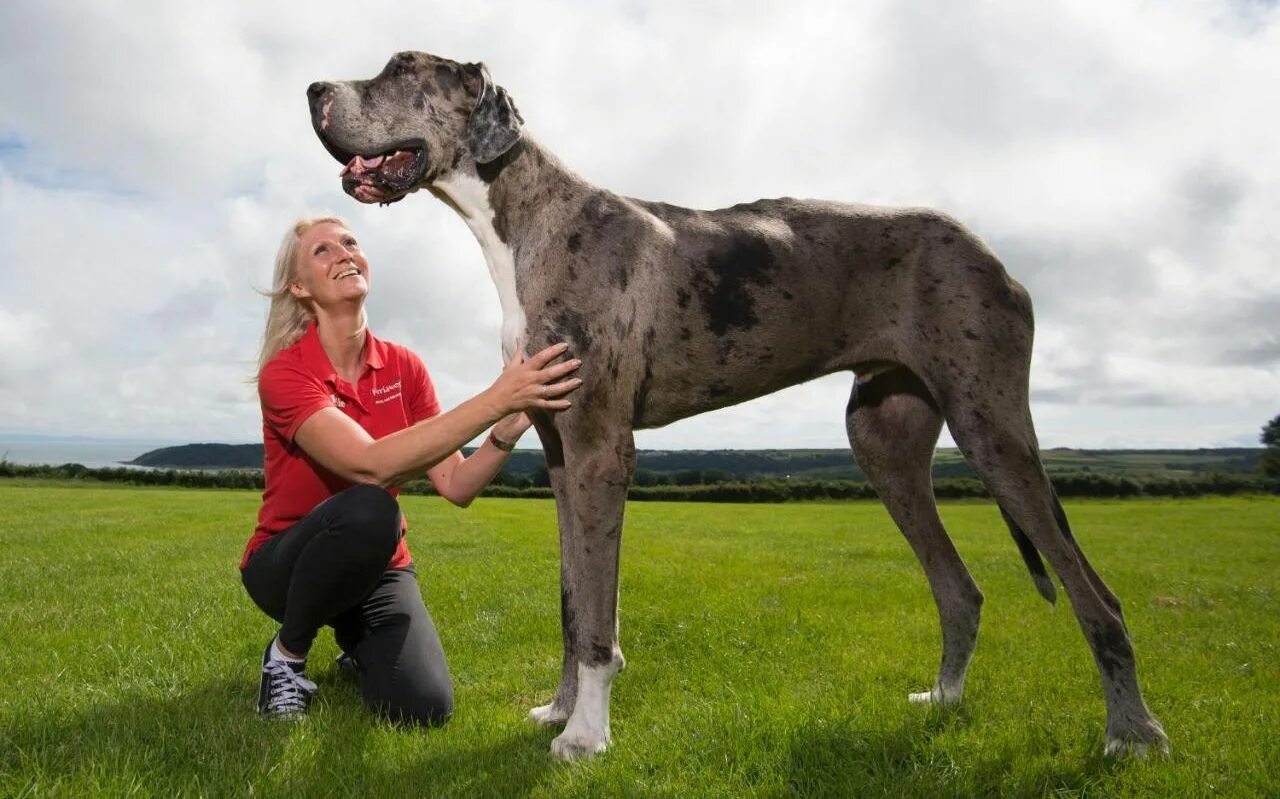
top-left (307, 51), bottom-right (524, 205)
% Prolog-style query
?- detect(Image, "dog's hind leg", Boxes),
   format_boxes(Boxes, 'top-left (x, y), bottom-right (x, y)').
top-left (1047, 486), bottom-right (1125, 623)
top-left (943, 391), bottom-right (1168, 757)
top-left (847, 367), bottom-right (984, 705)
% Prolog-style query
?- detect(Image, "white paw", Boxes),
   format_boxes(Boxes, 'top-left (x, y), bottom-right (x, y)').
top-left (1105, 737), bottom-right (1148, 758)
top-left (548, 662), bottom-right (617, 760)
top-left (1105, 715), bottom-right (1170, 759)
top-left (1105, 733), bottom-right (1170, 759)
top-left (908, 683), bottom-right (963, 705)
top-left (551, 726), bottom-right (610, 760)
top-left (529, 702), bottom-right (571, 726)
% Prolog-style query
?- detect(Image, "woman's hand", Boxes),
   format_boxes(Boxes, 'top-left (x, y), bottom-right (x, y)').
top-left (486, 341), bottom-right (582, 416)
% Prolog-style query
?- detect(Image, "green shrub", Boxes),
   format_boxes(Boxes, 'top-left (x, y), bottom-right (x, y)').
top-left (2, 461), bottom-right (1275, 500)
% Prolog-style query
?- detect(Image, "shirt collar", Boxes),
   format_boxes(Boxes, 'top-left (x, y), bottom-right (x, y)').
top-left (364, 329), bottom-right (387, 371)
top-left (299, 321), bottom-right (386, 383)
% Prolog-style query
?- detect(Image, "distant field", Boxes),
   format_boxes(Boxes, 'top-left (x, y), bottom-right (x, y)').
top-left (0, 481), bottom-right (1276, 798)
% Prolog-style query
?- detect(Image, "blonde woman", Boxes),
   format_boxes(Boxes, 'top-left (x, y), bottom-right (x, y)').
top-left (242, 216), bottom-right (580, 722)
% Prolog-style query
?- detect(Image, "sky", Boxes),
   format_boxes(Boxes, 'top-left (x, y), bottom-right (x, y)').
top-left (0, 0), bottom-right (1277, 450)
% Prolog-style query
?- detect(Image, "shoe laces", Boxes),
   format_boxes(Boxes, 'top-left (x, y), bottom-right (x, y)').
top-left (262, 659), bottom-right (318, 715)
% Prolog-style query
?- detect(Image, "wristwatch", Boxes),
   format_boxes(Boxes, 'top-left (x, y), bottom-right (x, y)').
top-left (488, 430), bottom-right (516, 452)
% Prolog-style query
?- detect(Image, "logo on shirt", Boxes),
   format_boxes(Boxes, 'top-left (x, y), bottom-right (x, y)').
top-left (330, 393), bottom-right (346, 409)
top-left (374, 379), bottom-right (402, 405)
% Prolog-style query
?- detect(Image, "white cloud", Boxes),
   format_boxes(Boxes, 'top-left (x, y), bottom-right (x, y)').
top-left (0, 0), bottom-right (1277, 449)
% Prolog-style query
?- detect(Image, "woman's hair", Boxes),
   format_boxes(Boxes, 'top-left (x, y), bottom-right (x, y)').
top-left (255, 215), bottom-right (348, 377)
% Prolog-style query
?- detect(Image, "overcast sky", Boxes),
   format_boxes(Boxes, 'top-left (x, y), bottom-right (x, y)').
top-left (1, 0), bottom-right (1276, 450)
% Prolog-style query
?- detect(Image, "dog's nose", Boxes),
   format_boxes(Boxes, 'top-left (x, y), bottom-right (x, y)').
top-left (307, 82), bottom-right (331, 103)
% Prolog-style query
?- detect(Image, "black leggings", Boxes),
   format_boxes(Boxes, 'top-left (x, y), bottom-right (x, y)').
top-left (241, 484), bottom-right (453, 725)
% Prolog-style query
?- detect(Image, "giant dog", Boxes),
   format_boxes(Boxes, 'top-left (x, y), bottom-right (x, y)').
top-left (306, 51), bottom-right (1168, 760)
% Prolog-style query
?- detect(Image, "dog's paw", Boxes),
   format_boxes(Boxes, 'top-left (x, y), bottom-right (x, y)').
top-left (550, 726), bottom-right (610, 760)
top-left (529, 701), bottom-right (571, 726)
top-left (1105, 717), bottom-right (1170, 759)
top-left (908, 683), bottom-right (963, 705)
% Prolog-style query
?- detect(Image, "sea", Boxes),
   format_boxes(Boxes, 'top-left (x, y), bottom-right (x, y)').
top-left (0, 436), bottom-right (185, 470)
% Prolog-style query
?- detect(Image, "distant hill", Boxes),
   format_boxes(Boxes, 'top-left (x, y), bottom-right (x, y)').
top-left (130, 443), bottom-right (1264, 481)
top-left (129, 443), bottom-right (265, 469)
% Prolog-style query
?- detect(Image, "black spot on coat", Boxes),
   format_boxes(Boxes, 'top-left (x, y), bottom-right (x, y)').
top-left (1089, 624), bottom-right (1133, 681)
top-left (434, 63), bottom-right (461, 92)
top-left (632, 328), bottom-right (658, 425)
top-left (590, 643), bottom-right (614, 665)
top-left (552, 309), bottom-right (593, 354)
top-left (561, 586), bottom-right (577, 650)
top-left (692, 232), bottom-right (778, 336)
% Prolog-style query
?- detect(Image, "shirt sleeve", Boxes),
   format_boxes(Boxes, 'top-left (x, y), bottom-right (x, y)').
top-left (259, 359), bottom-right (334, 442)
top-left (405, 350), bottom-right (442, 424)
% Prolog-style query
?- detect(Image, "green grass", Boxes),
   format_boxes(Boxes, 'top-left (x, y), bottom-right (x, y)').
top-left (0, 481), bottom-right (1276, 798)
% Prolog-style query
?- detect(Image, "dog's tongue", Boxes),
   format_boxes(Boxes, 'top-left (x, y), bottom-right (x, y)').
top-left (340, 154), bottom-right (387, 177)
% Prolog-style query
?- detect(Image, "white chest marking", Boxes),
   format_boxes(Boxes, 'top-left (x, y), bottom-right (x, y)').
top-left (434, 173), bottom-right (526, 361)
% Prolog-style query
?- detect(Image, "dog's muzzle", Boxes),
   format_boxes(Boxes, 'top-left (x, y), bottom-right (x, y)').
top-left (338, 148), bottom-right (429, 205)
top-left (308, 82), bottom-right (430, 205)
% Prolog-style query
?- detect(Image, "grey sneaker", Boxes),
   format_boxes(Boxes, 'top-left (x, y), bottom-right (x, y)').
top-left (257, 644), bottom-right (317, 718)
top-left (336, 651), bottom-right (360, 678)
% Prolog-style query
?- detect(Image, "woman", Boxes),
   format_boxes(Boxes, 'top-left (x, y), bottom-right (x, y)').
top-left (242, 216), bottom-right (580, 724)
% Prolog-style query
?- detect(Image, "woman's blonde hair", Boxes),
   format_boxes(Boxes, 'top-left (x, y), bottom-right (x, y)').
top-left (255, 216), bottom-right (348, 376)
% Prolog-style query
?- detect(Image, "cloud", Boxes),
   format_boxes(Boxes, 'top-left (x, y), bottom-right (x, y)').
top-left (0, 0), bottom-right (1277, 449)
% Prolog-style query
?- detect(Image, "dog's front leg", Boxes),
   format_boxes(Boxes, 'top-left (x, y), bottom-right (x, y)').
top-left (547, 427), bottom-right (635, 760)
top-left (528, 414), bottom-right (578, 725)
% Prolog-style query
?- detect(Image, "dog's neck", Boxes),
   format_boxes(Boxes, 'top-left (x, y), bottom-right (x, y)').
top-left (429, 135), bottom-right (589, 359)
top-left (432, 136), bottom-right (592, 249)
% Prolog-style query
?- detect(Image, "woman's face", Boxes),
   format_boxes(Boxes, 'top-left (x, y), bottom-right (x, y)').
top-left (290, 222), bottom-right (370, 309)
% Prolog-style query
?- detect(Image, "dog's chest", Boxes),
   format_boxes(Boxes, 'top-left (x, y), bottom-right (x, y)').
top-left (433, 173), bottom-right (527, 360)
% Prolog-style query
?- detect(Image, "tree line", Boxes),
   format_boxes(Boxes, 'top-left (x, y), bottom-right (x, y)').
top-left (8, 413), bottom-right (1278, 501)
top-left (3, 460), bottom-right (1275, 501)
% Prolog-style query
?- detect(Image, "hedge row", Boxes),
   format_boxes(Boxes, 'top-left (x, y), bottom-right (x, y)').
top-left (0, 462), bottom-right (265, 489)
top-left (2, 461), bottom-right (1275, 500)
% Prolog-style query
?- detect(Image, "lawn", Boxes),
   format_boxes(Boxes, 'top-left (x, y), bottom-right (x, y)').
top-left (0, 481), bottom-right (1276, 798)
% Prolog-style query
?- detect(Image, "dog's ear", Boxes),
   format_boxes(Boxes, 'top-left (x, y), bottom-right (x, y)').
top-left (465, 63), bottom-right (524, 163)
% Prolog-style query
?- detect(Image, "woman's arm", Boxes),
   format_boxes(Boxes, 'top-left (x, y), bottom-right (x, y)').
top-left (293, 344), bottom-right (578, 487)
top-left (426, 413), bottom-right (531, 507)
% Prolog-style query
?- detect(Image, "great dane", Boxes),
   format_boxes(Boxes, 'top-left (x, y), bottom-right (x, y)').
top-left (306, 51), bottom-right (1168, 760)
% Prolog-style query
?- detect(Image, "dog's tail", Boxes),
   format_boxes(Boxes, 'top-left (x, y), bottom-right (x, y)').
top-left (998, 504), bottom-right (1057, 604)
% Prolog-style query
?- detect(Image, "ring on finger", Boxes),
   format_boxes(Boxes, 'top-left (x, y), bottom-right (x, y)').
top-left (539, 385), bottom-right (547, 399)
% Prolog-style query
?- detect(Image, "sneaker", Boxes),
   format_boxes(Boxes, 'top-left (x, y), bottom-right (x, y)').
top-left (258, 644), bottom-right (317, 718)
top-left (335, 651), bottom-right (360, 678)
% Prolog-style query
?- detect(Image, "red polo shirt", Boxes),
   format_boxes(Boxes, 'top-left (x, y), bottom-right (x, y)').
top-left (241, 322), bottom-right (441, 570)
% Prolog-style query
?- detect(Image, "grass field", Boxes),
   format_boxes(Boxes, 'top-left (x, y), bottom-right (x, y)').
top-left (0, 481), bottom-right (1276, 798)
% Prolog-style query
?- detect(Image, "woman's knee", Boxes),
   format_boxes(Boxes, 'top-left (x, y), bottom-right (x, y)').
top-left (353, 568), bottom-right (452, 725)
top-left (366, 682), bottom-right (454, 727)
top-left (331, 484), bottom-right (401, 555)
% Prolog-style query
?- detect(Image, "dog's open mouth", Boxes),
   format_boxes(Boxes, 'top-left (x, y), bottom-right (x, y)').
top-left (324, 140), bottom-right (429, 206)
